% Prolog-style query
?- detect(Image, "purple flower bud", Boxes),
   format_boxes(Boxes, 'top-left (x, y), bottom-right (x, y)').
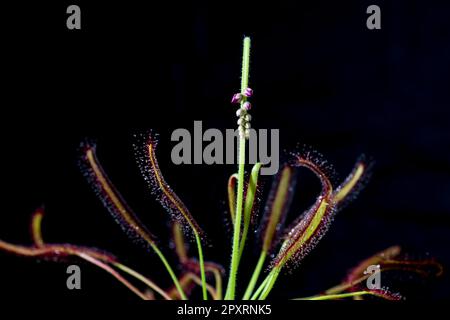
top-left (231, 93), bottom-right (243, 104)
top-left (243, 101), bottom-right (252, 111)
top-left (243, 87), bottom-right (253, 97)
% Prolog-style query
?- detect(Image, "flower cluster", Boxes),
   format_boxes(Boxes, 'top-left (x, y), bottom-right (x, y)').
top-left (232, 87), bottom-right (253, 139)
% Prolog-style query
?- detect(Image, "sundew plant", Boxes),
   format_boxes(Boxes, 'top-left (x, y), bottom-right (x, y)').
top-left (0, 37), bottom-right (442, 300)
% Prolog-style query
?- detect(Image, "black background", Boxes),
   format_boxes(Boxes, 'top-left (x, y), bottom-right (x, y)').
top-left (1, 0), bottom-right (449, 301)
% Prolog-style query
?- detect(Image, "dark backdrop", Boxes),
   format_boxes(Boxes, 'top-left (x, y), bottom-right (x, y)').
top-left (1, 0), bottom-right (449, 300)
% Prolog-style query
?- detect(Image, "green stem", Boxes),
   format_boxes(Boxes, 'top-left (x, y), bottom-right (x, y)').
top-left (114, 262), bottom-right (172, 300)
top-left (242, 251), bottom-right (267, 300)
top-left (238, 214), bottom-right (249, 262)
top-left (76, 253), bottom-right (148, 300)
top-left (151, 244), bottom-right (187, 300)
top-left (258, 267), bottom-right (281, 300)
top-left (225, 138), bottom-right (246, 299)
top-left (250, 271), bottom-right (272, 300)
top-left (195, 231), bottom-right (208, 300)
top-left (295, 291), bottom-right (372, 300)
top-left (225, 36), bottom-right (251, 300)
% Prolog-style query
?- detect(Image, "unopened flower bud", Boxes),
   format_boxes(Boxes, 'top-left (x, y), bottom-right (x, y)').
top-left (243, 87), bottom-right (253, 97)
top-left (231, 93), bottom-right (243, 104)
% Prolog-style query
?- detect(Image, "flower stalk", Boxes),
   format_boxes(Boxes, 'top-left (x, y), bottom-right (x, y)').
top-left (225, 36), bottom-right (252, 300)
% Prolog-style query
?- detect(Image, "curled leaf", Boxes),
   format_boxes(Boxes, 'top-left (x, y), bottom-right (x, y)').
top-left (345, 245), bottom-right (401, 284)
top-left (243, 163), bottom-right (263, 230)
top-left (239, 163), bottom-right (263, 258)
top-left (321, 246), bottom-right (443, 299)
top-left (297, 288), bottom-right (402, 301)
top-left (333, 156), bottom-right (373, 208)
top-left (134, 132), bottom-right (203, 238)
top-left (30, 207), bottom-right (45, 247)
top-left (79, 142), bottom-right (157, 248)
top-left (273, 156), bottom-right (334, 269)
top-left (345, 246), bottom-right (443, 285)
